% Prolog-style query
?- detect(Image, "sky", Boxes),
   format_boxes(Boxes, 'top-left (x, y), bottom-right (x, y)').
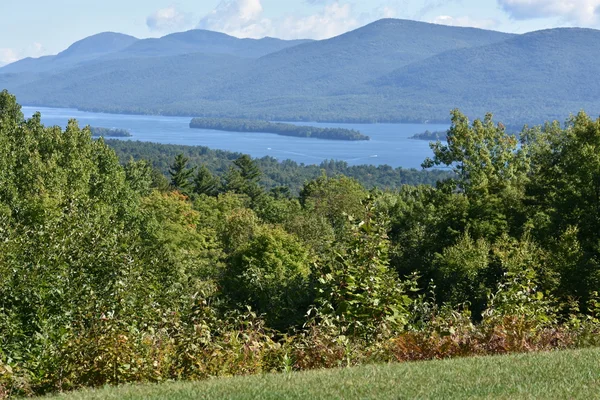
top-left (2, 0), bottom-right (600, 66)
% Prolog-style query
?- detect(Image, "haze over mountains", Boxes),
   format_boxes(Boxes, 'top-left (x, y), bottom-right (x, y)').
top-left (2, 18), bottom-right (599, 126)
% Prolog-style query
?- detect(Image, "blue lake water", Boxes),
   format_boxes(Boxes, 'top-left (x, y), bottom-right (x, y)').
top-left (22, 106), bottom-right (449, 169)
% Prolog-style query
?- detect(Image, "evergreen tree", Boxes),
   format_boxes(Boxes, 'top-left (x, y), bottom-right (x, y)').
top-left (234, 154), bottom-right (261, 183)
top-left (169, 153), bottom-right (195, 194)
top-left (193, 165), bottom-right (220, 196)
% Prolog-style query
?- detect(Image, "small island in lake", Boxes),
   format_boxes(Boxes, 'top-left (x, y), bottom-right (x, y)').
top-left (90, 127), bottom-right (132, 137)
top-left (189, 118), bottom-right (370, 141)
top-left (409, 130), bottom-right (447, 141)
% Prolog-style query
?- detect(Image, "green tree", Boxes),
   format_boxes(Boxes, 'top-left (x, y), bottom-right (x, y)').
top-left (234, 154), bottom-right (261, 183)
top-left (193, 165), bottom-right (220, 196)
top-left (316, 197), bottom-right (415, 337)
top-left (423, 110), bottom-right (529, 240)
top-left (169, 153), bottom-right (195, 194)
top-left (223, 225), bottom-right (313, 330)
top-left (524, 112), bottom-right (600, 305)
top-left (124, 158), bottom-right (153, 196)
top-left (300, 175), bottom-right (368, 239)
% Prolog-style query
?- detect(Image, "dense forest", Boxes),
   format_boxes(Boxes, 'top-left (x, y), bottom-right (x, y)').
top-left (89, 126), bottom-right (131, 137)
top-left (189, 118), bottom-right (369, 141)
top-left (2, 90), bottom-right (600, 397)
top-left (105, 140), bottom-right (447, 194)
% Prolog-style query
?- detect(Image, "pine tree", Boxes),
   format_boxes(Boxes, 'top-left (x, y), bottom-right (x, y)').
top-left (169, 153), bottom-right (195, 194)
top-left (193, 165), bottom-right (219, 196)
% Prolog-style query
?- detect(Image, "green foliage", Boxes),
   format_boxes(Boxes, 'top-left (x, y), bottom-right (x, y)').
top-left (300, 175), bottom-right (368, 238)
top-left (315, 197), bottom-right (415, 337)
top-left (433, 233), bottom-right (491, 308)
top-left (169, 154), bottom-right (196, 195)
top-left (193, 165), bottom-right (220, 197)
top-left (124, 158), bottom-right (153, 196)
top-left (409, 130), bottom-right (447, 141)
top-left (223, 225), bottom-right (313, 330)
top-left (105, 140), bottom-right (450, 195)
top-left (4, 92), bottom-right (600, 397)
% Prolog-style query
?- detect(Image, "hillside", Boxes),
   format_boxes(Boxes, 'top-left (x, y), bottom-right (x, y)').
top-left (13, 52), bottom-right (246, 112)
top-left (44, 348), bottom-right (600, 399)
top-left (0, 29), bottom-right (307, 80)
top-left (2, 19), bottom-right (515, 120)
top-left (0, 32), bottom-right (139, 74)
top-left (208, 19), bottom-right (514, 98)
top-left (109, 29), bottom-right (312, 59)
top-left (3, 20), bottom-right (600, 124)
top-left (371, 28), bottom-right (600, 124)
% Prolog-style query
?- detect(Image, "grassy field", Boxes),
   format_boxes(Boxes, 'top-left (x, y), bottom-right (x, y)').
top-left (45, 348), bottom-right (600, 400)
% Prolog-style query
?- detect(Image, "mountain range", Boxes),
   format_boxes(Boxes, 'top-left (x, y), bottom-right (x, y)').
top-left (2, 18), bottom-right (599, 126)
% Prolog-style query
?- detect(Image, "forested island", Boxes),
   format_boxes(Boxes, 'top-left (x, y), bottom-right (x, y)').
top-left (90, 126), bottom-right (132, 137)
top-left (189, 118), bottom-right (370, 141)
top-left (410, 130), bottom-right (447, 141)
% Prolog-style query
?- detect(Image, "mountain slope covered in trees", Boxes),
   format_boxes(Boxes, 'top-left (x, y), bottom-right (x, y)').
top-left (0, 32), bottom-right (139, 74)
top-left (109, 29), bottom-right (312, 59)
top-left (1, 19), bottom-right (519, 121)
top-left (2, 20), bottom-right (600, 124)
top-left (371, 28), bottom-right (600, 124)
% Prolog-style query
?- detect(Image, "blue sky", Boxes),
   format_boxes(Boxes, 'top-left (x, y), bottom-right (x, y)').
top-left (2, 0), bottom-right (600, 65)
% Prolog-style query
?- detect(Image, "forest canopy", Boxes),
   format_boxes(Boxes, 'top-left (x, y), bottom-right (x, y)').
top-left (2, 90), bottom-right (600, 397)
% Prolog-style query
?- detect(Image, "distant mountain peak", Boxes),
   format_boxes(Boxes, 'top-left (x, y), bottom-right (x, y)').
top-left (57, 32), bottom-right (139, 58)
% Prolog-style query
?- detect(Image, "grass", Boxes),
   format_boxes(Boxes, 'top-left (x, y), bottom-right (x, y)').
top-left (45, 348), bottom-right (600, 400)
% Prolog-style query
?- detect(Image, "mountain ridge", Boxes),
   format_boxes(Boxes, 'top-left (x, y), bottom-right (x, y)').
top-left (2, 19), bottom-right (600, 125)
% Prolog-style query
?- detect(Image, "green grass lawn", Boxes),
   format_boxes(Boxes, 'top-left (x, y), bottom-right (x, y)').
top-left (45, 348), bottom-right (600, 400)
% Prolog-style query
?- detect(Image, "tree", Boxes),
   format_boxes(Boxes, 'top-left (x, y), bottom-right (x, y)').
top-left (169, 153), bottom-right (195, 195)
top-left (223, 155), bottom-right (263, 199)
top-left (234, 154), bottom-right (261, 183)
top-left (223, 225), bottom-right (313, 330)
top-left (193, 165), bottom-right (220, 196)
top-left (300, 175), bottom-right (368, 238)
top-left (423, 110), bottom-right (529, 240)
top-left (524, 112), bottom-right (600, 305)
top-left (124, 158), bottom-right (153, 196)
top-left (316, 197), bottom-right (415, 337)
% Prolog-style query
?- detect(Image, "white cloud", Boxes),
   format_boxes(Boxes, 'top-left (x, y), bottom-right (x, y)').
top-left (0, 48), bottom-right (20, 66)
top-left (431, 15), bottom-right (500, 29)
top-left (198, 0), bottom-right (268, 37)
top-left (147, 6), bottom-right (193, 33)
top-left (377, 6), bottom-right (399, 19)
top-left (197, 0), bottom-right (381, 40)
top-left (0, 43), bottom-right (47, 67)
top-left (498, 0), bottom-right (600, 25)
top-left (275, 2), bottom-right (360, 39)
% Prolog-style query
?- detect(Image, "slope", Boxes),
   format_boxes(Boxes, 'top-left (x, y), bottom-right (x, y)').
top-left (13, 52), bottom-right (247, 113)
top-left (0, 32), bottom-right (139, 74)
top-left (371, 28), bottom-right (600, 124)
top-left (109, 29), bottom-right (312, 59)
top-left (208, 19), bottom-right (515, 99)
top-left (44, 348), bottom-right (600, 400)
top-left (4, 19), bottom-right (515, 120)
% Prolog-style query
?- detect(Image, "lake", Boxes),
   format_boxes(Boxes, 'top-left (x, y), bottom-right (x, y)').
top-left (22, 106), bottom-right (449, 169)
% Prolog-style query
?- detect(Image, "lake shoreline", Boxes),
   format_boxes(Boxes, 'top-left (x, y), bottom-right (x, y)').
top-left (21, 103), bottom-right (449, 126)
top-left (21, 106), bottom-right (449, 169)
